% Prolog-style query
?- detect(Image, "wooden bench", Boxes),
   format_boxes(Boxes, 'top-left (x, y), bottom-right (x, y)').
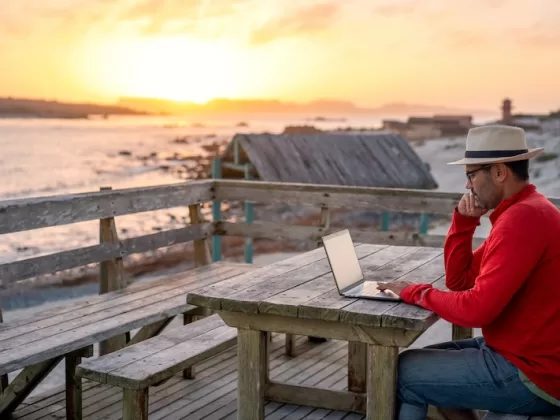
top-left (0, 261), bottom-right (253, 419)
top-left (75, 313), bottom-right (237, 420)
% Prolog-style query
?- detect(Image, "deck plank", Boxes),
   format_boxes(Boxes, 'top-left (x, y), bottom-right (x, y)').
top-left (12, 333), bottom-right (367, 420)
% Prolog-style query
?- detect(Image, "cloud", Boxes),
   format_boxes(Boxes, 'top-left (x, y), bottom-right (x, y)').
top-left (373, 0), bottom-right (419, 17)
top-left (249, 2), bottom-right (339, 45)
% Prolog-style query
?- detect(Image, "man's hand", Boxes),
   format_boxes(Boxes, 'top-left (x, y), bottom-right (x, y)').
top-left (377, 280), bottom-right (415, 297)
top-left (457, 192), bottom-right (488, 218)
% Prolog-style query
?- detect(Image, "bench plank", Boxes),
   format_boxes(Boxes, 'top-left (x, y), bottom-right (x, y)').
top-left (0, 264), bottom-right (253, 374)
top-left (76, 315), bottom-right (228, 383)
top-left (0, 263), bottom-right (237, 346)
top-left (112, 324), bottom-right (236, 389)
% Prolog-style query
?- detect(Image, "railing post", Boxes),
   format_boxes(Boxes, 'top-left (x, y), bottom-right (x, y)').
top-left (211, 159), bottom-right (222, 262)
top-left (419, 213), bottom-right (430, 235)
top-left (184, 203), bottom-right (212, 379)
top-left (244, 164), bottom-right (253, 264)
top-left (98, 186), bottom-right (127, 356)
top-left (381, 212), bottom-right (390, 231)
top-left (188, 204), bottom-right (211, 268)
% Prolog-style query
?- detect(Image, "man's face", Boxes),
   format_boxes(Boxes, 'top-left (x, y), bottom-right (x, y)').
top-left (465, 164), bottom-right (496, 209)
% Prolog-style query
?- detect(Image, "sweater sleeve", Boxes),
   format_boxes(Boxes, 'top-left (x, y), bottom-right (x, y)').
top-left (401, 205), bottom-right (545, 328)
top-left (443, 208), bottom-right (486, 291)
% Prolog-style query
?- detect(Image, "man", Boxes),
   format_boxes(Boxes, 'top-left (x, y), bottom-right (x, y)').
top-left (377, 125), bottom-right (560, 420)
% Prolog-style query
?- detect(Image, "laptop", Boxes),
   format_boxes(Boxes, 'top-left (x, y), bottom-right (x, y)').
top-left (321, 229), bottom-right (401, 301)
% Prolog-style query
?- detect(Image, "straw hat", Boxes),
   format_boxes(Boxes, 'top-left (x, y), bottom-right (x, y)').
top-left (447, 124), bottom-right (544, 165)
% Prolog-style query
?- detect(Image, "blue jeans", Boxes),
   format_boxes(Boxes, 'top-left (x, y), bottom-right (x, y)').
top-left (397, 337), bottom-right (560, 420)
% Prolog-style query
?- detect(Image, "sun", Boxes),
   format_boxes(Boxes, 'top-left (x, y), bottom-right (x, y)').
top-left (91, 36), bottom-right (245, 103)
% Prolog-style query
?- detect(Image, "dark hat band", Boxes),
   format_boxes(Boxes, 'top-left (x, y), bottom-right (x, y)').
top-left (464, 149), bottom-right (528, 158)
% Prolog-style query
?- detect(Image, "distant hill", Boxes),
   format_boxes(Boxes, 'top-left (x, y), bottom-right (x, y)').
top-left (0, 96), bottom-right (495, 119)
top-left (0, 97), bottom-right (148, 119)
top-left (117, 97), bottom-right (494, 117)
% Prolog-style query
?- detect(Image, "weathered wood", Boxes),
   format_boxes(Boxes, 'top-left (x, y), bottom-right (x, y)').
top-left (214, 180), bottom-right (560, 215)
top-left (237, 328), bottom-right (267, 420)
top-left (183, 313), bottom-right (197, 379)
top-left (217, 311), bottom-right (421, 348)
top-left (217, 244), bottom-right (378, 315)
top-left (14, 333), bottom-right (352, 420)
top-left (186, 246), bottom-right (328, 310)
top-left (0, 262), bottom-right (235, 335)
top-left (99, 186), bottom-right (127, 356)
top-left (0, 180), bottom-right (213, 235)
top-left (0, 223), bottom-right (213, 285)
top-left (381, 254), bottom-right (446, 331)
top-left (366, 345), bottom-right (398, 420)
top-left (216, 220), bottom-right (460, 248)
top-left (452, 325), bottom-right (474, 340)
top-left (338, 247), bottom-right (442, 329)
top-left (264, 382), bottom-right (365, 413)
top-left (189, 204), bottom-right (211, 267)
top-left (295, 246), bottom-right (419, 323)
top-left (123, 388), bottom-right (148, 420)
top-left (348, 342), bottom-right (367, 393)
top-left (76, 315), bottom-right (236, 389)
top-left (258, 244), bottom-right (388, 317)
top-left (65, 347), bottom-right (92, 420)
top-left (227, 133), bottom-right (438, 189)
top-left (214, 180), bottom-right (460, 215)
top-left (0, 264), bottom-right (235, 348)
top-left (0, 355), bottom-right (62, 417)
top-left (0, 264), bottom-right (252, 374)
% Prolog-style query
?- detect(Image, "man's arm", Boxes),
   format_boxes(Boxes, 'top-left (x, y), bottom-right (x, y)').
top-left (401, 206), bottom-right (545, 328)
top-left (444, 209), bottom-right (486, 291)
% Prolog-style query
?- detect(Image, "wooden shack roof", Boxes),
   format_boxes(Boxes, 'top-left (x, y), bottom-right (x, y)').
top-left (219, 133), bottom-right (438, 189)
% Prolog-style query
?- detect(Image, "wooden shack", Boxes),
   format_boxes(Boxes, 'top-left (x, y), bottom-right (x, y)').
top-left (215, 133), bottom-right (438, 189)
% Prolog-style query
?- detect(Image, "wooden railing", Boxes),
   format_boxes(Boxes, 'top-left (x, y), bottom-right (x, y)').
top-left (2, 178), bottom-right (560, 288)
top-left (211, 179), bottom-right (560, 258)
top-left (0, 180), bottom-right (214, 287)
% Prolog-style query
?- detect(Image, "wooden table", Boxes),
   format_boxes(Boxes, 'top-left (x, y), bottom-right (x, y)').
top-left (187, 243), bottom-right (445, 420)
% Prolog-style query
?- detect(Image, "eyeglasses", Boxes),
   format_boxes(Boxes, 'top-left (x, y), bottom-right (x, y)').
top-left (465, 164), bottom-right (493, 183)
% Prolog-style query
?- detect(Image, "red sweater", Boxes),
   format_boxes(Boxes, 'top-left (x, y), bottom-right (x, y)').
top-left (401, 184), bottom-right (560, 399)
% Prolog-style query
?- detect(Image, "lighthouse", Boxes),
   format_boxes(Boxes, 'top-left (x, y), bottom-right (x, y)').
top-left (501, 98), bottom-right (512, 124)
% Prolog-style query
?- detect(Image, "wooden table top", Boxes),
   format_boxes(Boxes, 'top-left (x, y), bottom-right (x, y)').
top-left (187, 244), bottom-right (445, 332)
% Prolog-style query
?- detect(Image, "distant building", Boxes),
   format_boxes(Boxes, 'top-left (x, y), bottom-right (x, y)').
top-left (382, 115), bottom-right (472, 140)
top-left (216, 133), bottom-right (438, 189)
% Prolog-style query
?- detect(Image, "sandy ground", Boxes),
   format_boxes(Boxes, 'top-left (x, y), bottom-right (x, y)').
top-left (3, 251), bottom-right (481, 399)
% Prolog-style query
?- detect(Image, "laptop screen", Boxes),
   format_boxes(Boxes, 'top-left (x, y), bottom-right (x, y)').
top-left (322, 230), bottom-right (364, 292)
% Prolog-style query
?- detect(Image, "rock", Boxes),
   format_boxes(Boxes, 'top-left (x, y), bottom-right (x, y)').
top-left (118, 150), bottom-right (132, 156)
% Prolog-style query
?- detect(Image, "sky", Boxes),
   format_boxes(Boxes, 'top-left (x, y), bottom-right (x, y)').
top-left (1, 0), bottom-right (559, 112)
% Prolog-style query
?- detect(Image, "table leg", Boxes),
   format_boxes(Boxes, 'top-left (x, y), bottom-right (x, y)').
top-left (366, 344), bottom-right (398, 420)
top-left (452, 325), bottom-right (473, 340)
top-left (348, 342), bottom-right (367, 392)
top-left (238, 328), bottom-right (268, 420)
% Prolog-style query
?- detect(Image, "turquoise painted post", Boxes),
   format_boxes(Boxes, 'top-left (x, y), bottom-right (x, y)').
top-left (211, 158), bottom-right (222, 262)
top-left (244, 164), bottom-right (254, 264)
top-left (419, 213), bottom-right (430, 235)
top-left (381, 212), bottom-right (390, 231)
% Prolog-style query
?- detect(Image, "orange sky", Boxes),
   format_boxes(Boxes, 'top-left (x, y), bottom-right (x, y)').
top-left (1, 0), bottom-right (559, 112)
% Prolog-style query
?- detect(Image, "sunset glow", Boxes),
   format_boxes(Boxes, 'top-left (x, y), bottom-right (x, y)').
top-left (91, 36), bottom-right (249, 103)
top-left (0, 0), bottom-right (559, 112)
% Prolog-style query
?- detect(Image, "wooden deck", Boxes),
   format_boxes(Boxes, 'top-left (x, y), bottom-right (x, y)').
top-left (12, 334), bottom-right (366, 420)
